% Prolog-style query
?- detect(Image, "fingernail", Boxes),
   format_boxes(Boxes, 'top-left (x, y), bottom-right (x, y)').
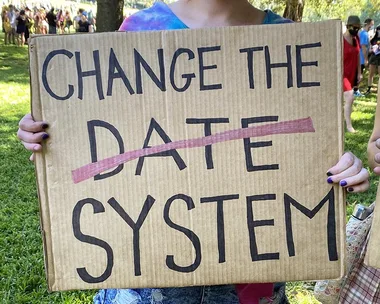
top-left (33, 145), bottom-right (39, 151)
top-left (348, 187), bottom-right (354, 192)
top-left (42, 123), bottom-right (49, 129)
top-left (326, 171), bottom-right (333, 177)
top-left (42, 133), bottom-right (49, 140)
top-left (340, 180), bottom-right (347, 187)
top-left (327, 177), bottom-right (333, 184)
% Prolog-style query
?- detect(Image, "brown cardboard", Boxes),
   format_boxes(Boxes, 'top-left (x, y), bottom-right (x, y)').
top-left (29, 20), bottom-right (345, 291)
top-left (366, 183), bottom-right (380, 268)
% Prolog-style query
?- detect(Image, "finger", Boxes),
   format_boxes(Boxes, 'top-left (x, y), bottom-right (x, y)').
top-left (327, 152), bottom-right (355, 176)
top-left (19, 113), bottom-right (48, 133)
top-left (374, 166), bottom-right (380, 175)
top-left (22, 141), bottom-right (42, 152)
top-left (17, 129), bottom-right (49, 143)
top-left (376, 138), bottom-right (380, 149)
top-left (346, 179), bottom-right (370, 193)
top-left (338, 168), bottom-right (369, 188)
top-left (374, 152), bottom-right (380, 165)
top-left (326, 156), bottom-right (362, 183)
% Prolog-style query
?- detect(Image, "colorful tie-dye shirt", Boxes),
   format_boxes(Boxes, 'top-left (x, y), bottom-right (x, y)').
top-left (119, 1), bottom-right (292, 32)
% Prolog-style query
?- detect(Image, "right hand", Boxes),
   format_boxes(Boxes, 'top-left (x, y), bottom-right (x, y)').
top-left (17, 114), bottom-right (49, 161)
top-left (374, 138), bottom-right (380, 175)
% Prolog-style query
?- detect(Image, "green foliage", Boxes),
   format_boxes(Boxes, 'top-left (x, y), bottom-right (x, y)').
top-left (248, 0), bottom-right (286, 15)
top-left (302, 0), bottom-right (366, 22)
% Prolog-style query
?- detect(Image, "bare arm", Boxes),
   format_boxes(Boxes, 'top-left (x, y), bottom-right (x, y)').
top-left (362, 45), bottom-right (368, 63)
top-left (368, 81), bottom-right (380, 173)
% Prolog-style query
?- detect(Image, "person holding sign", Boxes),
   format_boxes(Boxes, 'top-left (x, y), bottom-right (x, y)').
top-left (343, 16), bottom-right (363, 133)
top-left (366, 26), bottom-right (380, 95)
top-left (18, 1), bottom-right (370, 303)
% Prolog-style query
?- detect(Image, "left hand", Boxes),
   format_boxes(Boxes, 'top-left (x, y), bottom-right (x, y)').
top-left (326, 152), bottom-right (369, 193)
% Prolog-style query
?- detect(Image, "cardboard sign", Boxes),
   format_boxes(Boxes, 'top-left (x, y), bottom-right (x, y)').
top-left (366, 183), bottom-right (380, 268)
top-left (30, 20), bottom-right (345, 291)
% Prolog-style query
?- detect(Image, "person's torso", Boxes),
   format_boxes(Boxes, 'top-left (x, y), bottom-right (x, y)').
top-left (46, 13), bottom-right (56, 25)
top-left (119, 1), bottom-right (292, 31)
top-left (344, 36), bottom-right (360, 75)
top-left (78, 20), bottom-right (89, 32)
top-left (17, 16), bottom-right (26, 26)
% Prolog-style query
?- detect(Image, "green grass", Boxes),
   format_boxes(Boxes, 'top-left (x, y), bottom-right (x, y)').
top-left (0, 32), bottom-right (377, 303)
top-left (0, 33), bottom-right (94, 304)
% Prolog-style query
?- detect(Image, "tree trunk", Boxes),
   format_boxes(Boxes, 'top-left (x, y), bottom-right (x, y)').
top-left (97, 0), bottom-right (124, 32)
top-left (283, 0), bottom-right (304, 22)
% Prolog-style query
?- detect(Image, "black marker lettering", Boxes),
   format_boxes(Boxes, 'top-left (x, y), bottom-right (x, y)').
top-left (265, 45), bottom-right (293, 89)
top-left (241, 116), bottom-right (279, 172)
top-left (134, 48), bottom-right (166, 94)
top-left (186, 118), bottom-right (229, 169)
top-left (136, 118), bottom-right (187, 175)
top-left (107, 48), bottom-right (135, 96)
top-left (284, 187), bottom-right (337, 261)
top-left (170, 48), bottom-right (196, 92)
top-left (75, 50), bottom-right (104, 100)
top-left (296, 42), bottom-right (322, 88)
top-left (87, 120), bottom-right (124, 181)
top-left (200, 194), bottom-right (239, 263)
top-left (239, 47), bottom-right (264, 89)
top-left (198, 46), bottom-right (222, 91)
top-left (42, 49), bottom-right (74, 100)
top-left (72, 198), bottom-right (113, 283)
top-left (246, 194), bottom-right (279, 261)
top-left (108, 195), bottom-right (156, 276)
top-left (164, 194), bottom-right (202, 272)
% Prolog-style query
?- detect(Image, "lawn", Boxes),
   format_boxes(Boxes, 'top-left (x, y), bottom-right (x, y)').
top-left (0, 32), bottom-right (377, 303)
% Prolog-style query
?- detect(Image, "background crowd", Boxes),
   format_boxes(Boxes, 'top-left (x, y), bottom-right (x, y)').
top-left (1, 2), bottom-right (95, 46)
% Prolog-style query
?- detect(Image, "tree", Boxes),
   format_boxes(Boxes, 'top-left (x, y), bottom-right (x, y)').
top-left (283, 0), bottom-right (304, 21)
top-left (97, 0), bottom-right (125, 32)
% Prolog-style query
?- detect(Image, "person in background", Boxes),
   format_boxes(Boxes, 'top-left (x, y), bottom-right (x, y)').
top-left (16, 10), bottom-right (27, 47)
top-left (16, 1), bottom-right (370, 303)
top-left (3, 9), bottom-right (12, 44)
top-left (46, 7), bottom-right (56, 34)
top-left (343, 16), bottom-right (362, 133)
top-left (25, 7), bottom-right (34, 43)
top-left (366, 26), bottom-right (380, 95)
top-left (7, 4), bottom-right (16, 44)
top-left (56, 9), bottom-right (64, 34)
top-left (78, 11), bottom-right (92, 33)
top-left (41, 10), bottom-right (48, 35)
top-left (354, 18), bottom-right (374, 97)
top-left (64, 10), bottom-right (73, 33)
top-left (1, 5), bottom-right (7, 33)
top-left (74, 8), bottom-right (84, 32)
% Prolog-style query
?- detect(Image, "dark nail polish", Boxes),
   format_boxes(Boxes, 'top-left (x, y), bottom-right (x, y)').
top-left (42, 133), bottom-right (49, 140)
top-left (348, 187), bottom-right (354, 192)
top-left (327, 177), bottom-right (333, 184)
top-left (326, 171), bottom-right (333, 177)
top-left (42, 123), bottom-right (49, 129)
top-left (340, 180), bottom-right (347, 187)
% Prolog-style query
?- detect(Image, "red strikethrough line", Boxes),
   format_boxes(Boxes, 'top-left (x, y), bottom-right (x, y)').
top-left (71, 117), bottom-right (315, 184)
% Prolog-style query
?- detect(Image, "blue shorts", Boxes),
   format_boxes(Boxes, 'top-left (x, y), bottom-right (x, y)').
top-left (93, 283), bottom-right (287, 304)
top-left (94, 285), bottom-right (239, 304)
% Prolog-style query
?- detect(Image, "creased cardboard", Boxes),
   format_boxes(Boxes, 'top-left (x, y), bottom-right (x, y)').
top-left (29, 20), bottom-right (345, 291)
